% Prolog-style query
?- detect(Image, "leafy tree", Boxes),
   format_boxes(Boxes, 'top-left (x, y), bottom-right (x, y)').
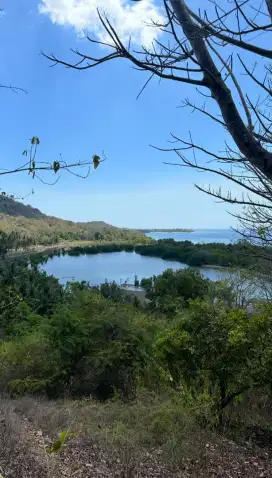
top-left (94, 232), bottom-right (104, 241)
top-left (3, 302), bottom-right (43, 338)
top-left (134, 275), bottom-right (140, 287)
top-left (0, 330), bottom-right (49, 394)
top-left (157, 299), bottom-right (272, 425)
top-left (0, 259), bottom-right (63, 333)
top-left (135, 240), bottom-right (257, 268)
top-left (98, 281), bottom-right (138, 305)
top-left (45, 289), bottom-right (154, 399)
top-left (141, 268), bottom-right (209, 315)
top-left (0, 231), bottom-right (35, 256)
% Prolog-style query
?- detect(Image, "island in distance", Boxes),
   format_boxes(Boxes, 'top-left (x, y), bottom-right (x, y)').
top-left (139, 228), bottom-right (194, 233)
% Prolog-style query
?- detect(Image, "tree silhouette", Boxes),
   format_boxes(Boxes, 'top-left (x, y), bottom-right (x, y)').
top-left (44, 0), bottom-right (272, 244)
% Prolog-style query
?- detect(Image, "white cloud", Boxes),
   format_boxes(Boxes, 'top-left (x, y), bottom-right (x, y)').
top-left (38, 0), bottom-right (164, 47)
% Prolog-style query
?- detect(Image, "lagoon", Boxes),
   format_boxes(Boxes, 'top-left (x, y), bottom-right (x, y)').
top-left (42, 251), bottom-right (232, 286)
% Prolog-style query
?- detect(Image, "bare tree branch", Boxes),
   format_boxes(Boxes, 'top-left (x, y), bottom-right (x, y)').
top-left (170, 0), bottom-right (272, 175)
top-left (186, 3), bottom-right (272, 59)
top-left (266, 0), bottom-right (272, 21)
top-left (0, 84), bottom-right (27, 95)
top-left (43, 0), bottom-right (272, 246)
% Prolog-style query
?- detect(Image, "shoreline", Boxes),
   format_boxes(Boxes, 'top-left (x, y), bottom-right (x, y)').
top-left (201, 264), bottom-right (231, 271)
top-left (5, 243), bottom-right (235, 273)
top-left (141, 229), bottom-right (194, 233)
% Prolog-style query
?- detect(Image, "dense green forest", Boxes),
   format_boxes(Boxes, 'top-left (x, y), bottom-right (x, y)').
top-left (29, 238), bottom-right (263, 270)
top-left (0, 220), bottom-right (271, 472)
top-left (0, 231), bottom-right (35, 256)
top-left (135, 239), bottom-right (261, 267)
top-left (0, 259), bottom-right (271, 436)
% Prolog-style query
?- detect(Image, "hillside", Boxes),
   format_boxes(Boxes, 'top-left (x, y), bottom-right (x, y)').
top-left (0, 196), bottom-right (47, 219)
top-left (0, 196), bottom-right (143, 245)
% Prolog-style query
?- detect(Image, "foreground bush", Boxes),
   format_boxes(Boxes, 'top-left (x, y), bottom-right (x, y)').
top-left (0, 283), bottom-right (156, 400)
top-left (157, 299), bottom-right (272, 424)
top-left (0, 259), bottom-right (271, 433)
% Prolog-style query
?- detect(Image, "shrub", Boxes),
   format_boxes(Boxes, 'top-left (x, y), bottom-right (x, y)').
top-left (157, 299), bottom-right (272, 425)
top-left (8, 378), bottom-right (48, 396)
top-left (141, 268), bottom-right (209, 315)
top-left (44, 290), bottom-right (155, 399)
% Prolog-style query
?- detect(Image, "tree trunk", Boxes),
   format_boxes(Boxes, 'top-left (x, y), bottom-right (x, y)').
top-left (266, 1), bottom-right (272, 21)
top-left (169, 0), bottom-right (272, 177)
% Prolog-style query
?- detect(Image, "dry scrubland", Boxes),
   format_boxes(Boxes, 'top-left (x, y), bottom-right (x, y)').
top-left (0, 392), bottom-right (272, 477)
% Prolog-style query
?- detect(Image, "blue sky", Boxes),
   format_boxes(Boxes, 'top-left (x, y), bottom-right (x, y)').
top-left (0, 0), bottom-right (248, 228)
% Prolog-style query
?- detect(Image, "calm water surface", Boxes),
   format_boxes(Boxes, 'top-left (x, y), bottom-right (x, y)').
top-left (42, 251), bottom-right (232, 286)
top-left (147, 229), bottom-right (238, 243)
top-left (42, 229), bottom-right (236, 286)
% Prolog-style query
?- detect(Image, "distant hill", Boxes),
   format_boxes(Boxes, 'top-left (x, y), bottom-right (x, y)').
top-left (0, 195), bottom-right (47, 219)
top-left (0, 196), bottom-right (143, 245)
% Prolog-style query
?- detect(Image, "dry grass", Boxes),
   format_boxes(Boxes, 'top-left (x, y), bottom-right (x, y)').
top-left (0, 398), bottom-right (47, 477)
top-left (0, 393), bottom-right (211, 476)
top-left (12, 392), bottom-right (206, 463)
top-left (0, 392), bottom-right (272, 477)
top-left (0, 399), bottom-right (23, 456)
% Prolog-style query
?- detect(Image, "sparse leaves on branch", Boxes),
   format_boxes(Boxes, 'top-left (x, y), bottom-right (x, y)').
top-left (53, 161), bottom-right (60, 173)
top-left (4, 137), bottom-right (106, 187)
top-left (31, 136), bottom-right (40, 145)
top-left (93, 154), bottom-right (100, 169)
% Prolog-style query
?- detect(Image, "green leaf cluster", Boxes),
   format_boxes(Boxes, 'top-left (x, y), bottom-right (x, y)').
top-left (0, 258), bottom-right (271, 431)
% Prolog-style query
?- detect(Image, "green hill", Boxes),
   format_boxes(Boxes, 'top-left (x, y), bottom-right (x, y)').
top-left (0, 196), bottom-right (143, 245)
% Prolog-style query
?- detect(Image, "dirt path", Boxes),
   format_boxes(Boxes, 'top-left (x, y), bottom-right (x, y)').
top-left (5, 241), bottom-right (89, 260)
top-left (0, 400), bottom-right (48, 477)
